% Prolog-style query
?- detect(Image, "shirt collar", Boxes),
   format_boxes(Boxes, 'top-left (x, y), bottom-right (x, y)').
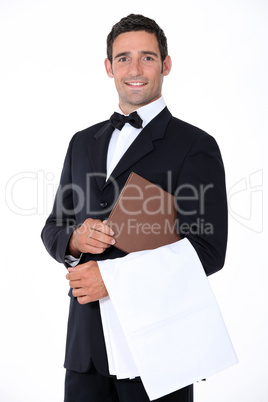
top-left (116, 96), bottom-right (166, 128)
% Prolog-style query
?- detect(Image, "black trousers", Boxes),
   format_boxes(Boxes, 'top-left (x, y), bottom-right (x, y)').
top-left (64, 364), bottom-right (193, 402)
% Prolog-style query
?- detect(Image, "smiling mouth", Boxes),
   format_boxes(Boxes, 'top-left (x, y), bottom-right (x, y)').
top-left (125, 82), bottom-right (147, 87)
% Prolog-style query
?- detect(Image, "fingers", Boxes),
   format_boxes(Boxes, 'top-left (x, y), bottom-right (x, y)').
top-left (86, 218), bottom-right (114, 237)
top-left (66, 263), bottom-right (88, 281)
top-left (66, 260), bottom-right (97, 281)
top-left (74, 218), bottom-right (115, 254)
top-left (67, 269), bottom-right (87, 293)
top-left (66, 261), bottom-right (108, 303)
top-left (86, 224), bottom-right (115, 247)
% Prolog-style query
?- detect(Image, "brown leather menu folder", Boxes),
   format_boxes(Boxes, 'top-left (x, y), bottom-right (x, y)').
top-left (106, 172), bottom-right (181, 253)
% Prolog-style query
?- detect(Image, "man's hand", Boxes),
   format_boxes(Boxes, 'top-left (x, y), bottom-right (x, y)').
top-left (66, 261), bottom-right (108, 304)
top-left (67, 218), bottom-right (115, 258)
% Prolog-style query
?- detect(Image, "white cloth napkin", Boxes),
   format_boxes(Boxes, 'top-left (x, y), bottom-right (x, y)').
top-left (98, 239), bottom-right (238, 401)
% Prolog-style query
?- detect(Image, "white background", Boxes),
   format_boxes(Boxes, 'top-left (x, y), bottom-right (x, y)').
top-left (1, 0), bottom-right (267, 401)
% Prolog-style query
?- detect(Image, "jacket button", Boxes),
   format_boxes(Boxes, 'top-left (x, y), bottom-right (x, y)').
top-left (100, 202), bottom-right (108, 208)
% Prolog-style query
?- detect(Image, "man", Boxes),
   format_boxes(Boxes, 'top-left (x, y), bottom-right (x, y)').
top-left (41, 14), bottom-right (228, 402)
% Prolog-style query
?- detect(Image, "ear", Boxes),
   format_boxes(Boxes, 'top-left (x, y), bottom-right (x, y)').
top-left (104, 58), bottom-right (114, 78)
top-left (162, 55), bottom-right (172, 76)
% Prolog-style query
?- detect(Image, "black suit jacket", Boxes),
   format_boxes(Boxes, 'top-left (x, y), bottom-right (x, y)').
top-left (41, 107), bottom-right (228, 375)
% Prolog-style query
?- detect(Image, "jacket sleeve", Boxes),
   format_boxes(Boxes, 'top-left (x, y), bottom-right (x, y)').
top-left (41, 134), bottom-right (80, 267)
top-left (175, 133), bottom-right (228, 276)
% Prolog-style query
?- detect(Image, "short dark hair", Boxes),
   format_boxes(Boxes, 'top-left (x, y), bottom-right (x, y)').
top-left (107, 14), bottom-right (168, 63)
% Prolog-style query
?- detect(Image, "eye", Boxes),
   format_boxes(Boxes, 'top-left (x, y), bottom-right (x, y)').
top-left (143, 56), bottom-right (154, 61)
top-left (118, 57), bottom-right (129, 62)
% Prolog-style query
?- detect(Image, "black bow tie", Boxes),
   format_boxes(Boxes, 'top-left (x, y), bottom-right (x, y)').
top-left (110, 111), bottom-right (143, 131)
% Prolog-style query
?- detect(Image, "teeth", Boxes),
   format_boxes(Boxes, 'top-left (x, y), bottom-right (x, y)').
top-left (127, 82), bottom-right (146, 86)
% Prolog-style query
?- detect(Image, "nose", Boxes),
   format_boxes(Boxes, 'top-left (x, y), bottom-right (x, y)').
top-left (128, 58), bottom-right (143, 77)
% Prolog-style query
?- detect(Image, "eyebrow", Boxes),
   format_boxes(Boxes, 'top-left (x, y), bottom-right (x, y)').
top-left (114, 51), bottom-right (159, 60)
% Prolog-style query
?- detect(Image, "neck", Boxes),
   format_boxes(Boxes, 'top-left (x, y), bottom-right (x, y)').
top-left (119, 95), bottom-right (162, 115)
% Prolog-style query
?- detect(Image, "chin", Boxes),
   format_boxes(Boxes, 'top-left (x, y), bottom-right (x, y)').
top-left (124, 95), bottom-right (154, 107)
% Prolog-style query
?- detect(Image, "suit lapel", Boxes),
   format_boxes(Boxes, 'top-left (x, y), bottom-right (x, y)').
top-left (88, 107), bottom-right (172, 191)
top-left (105, 107), bottom-right (172, 186)
top-left (87, 121), bottom-right (114, 191)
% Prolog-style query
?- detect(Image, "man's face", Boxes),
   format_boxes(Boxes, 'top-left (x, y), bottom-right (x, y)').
top-left (105, 31), bottom-right (172, 114)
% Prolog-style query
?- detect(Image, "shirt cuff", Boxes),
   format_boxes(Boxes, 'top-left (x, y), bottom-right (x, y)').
top-left (65, 253), bottom-right (82, 267)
